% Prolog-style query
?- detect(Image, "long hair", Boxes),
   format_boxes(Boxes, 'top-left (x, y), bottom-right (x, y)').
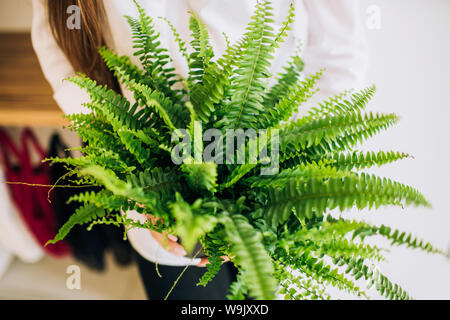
top-left (46, 0), bottom-right (118, 90)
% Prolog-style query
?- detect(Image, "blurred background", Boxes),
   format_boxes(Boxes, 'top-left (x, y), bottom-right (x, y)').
top-left (0, 0), bottom-right (448, 299)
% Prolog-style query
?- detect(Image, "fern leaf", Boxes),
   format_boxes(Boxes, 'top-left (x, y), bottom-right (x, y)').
top-left (126, 0), bottom-right (182, 101)
top-left (127, 167), bottom-right (181, 197)
top-left (263, 52), bottom-right (305, 109)
top-left (353, 223), bottom-right (445, 255)
top-left (46, 204), bottom-right (106, 245)
top-left (99, 46), bottom-right (148, 88)
top-left (305, 86), bottom-right (376, 121)
top-left (249, 161), bottom-right (353, 188)
top-left (280, 112), bottom-right (400, 155)
top-left (335, 257), bottom-right (411, 300)
top-left (171, 195), bottom-right (218, 253)
top-left (273, 3), bottom-right (295, 46)
top-left (320, 150), bottom-right (412, 171)
top-left (158, 16), bottom-right (189, 62)
top-left (197, 251), bottom-right (223, 287)
top-left (262, 70), bottom-right (322, 128)
top-left (68, 189), bottom-right (130, 212)
top-left (188, 12), bottom-right (214, 88)
top-left (125, 79), bottom-right (187, 130)
top-left (79, 165), bottom-right (157, 210)
top-left (226, 271), bottom-right (249, 300)
top-left (217, 0), bottom-right (276, 129)
top-left (222, 214), bottom-right (277, 299)
top-left (69, 75), bottom-right (152, 131)
top-left (265, 173), bottom-right (430, 227)
top-left (181, 162), bottom-right (218, 194)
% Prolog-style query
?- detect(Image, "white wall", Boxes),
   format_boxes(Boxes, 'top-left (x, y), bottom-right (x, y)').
top-left (353, 0), bottom-right (450, 299)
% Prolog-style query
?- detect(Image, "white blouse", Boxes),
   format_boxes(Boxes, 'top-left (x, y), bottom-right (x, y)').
top-left (31, 0), bottom-right (369, 266)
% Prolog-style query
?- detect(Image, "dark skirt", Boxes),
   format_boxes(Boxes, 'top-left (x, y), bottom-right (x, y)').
top-left (135, 252), bottom-right (238, 300)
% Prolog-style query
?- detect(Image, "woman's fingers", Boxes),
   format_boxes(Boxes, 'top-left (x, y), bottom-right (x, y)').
top-left (197, 257), bottom-right (209, 267)
top-left (146, 215), bottom-right (231, 264)
top-left (146, 214), bottom-right (184, 255)
top-left (197, 255), bottom-right (231, 267)
top-left (146, 214), bottom-right (164, 225)
top-left (167, 234), bottom-right (178, 242)
top-left (150, 230), bottom-right (186, 257)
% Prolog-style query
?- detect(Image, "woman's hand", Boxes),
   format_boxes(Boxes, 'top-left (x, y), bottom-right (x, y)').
top-left (197, 255), bottom-right (230, 267)
top-left (146, 214), bottom-right (186, 257)
top-left (149, 229), bottom-right (187, 257)
top-left (146, 214), bottom-right (229, 267)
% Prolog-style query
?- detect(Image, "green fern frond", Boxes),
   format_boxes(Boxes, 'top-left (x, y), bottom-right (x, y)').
top-left (248, 161), bottom-right (352, 188)
top-left (98, 46), bottom-right (148, 89)
top-left (217, 0), bottom-right (277, 130)
top-left (190, 28), bottom-right (252, 123)
top-left (46, 204), bottom-right (106, 245)
top-left (117, 128), bottom-right (153, 167)
top-left (189, 63), bottom-right (227, 123)
top-left (124, 79), bottom-right (187, 131)
top-left (170, 195), bottom-right (218, 253)
top-left (222, 214), bottom-right (277, 300)
top-left (304, 86), bottom-right (376, 121)
top-left (222, 163), bottom-right (258, 189)
top-left (227, 271), bottom-right (249, 300)
top-left (158, 16), bottom-right (189, 62)
top-left (334, 257), bottom-right (411, 300)
top-left (197, 251), bottom-right (223, 287)
top-left (66, 113), bottom-right (124, 154)
top-left (353, 224), bottom-right (445, 255)
top-left (126, 0), bottom-right (181, 101)
top-left (181, 162), bottom-right (218, 194)
top-left (127, 167), bottom-right (180, 197)
top-left (188, 12), bottom-right (214, 87)
top-left (273, 3), bottom-right (295, 46)
top-left (263, 52), bottom-right (305, 109)
top-left (277, 251), bottom-right (367, 298)
top-left (297, 235), bottom-right (385, 262)
top-left (68, 75), bottom-right (152, 131)
top-left (265, 173), bottom-right (430, 227)
top-left (68, 189), bottom-right (130, 212)
top-left (79, 165), bottom-right (158, 211)
top-left (280, 112), bottom-right (399, 154)
top-left (319, 150), bottom-right (412, 171)
top-left (262, 70), bottom-right (322, 128)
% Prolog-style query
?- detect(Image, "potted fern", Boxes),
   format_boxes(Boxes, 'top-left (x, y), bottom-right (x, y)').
top-left (46, 0), bottom-right (445, 300)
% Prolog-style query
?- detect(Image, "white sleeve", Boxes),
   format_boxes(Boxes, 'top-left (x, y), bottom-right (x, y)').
top-left (31, 0), bottom-right (90, 115)
top-left (125, 210), bottom-right (202, 266)
top-left (0, 170), bottom-right (44, 264)
top-left (301, 0), bottom-right (369, 108)
top-left (31, 0), bottom-right (188, 266)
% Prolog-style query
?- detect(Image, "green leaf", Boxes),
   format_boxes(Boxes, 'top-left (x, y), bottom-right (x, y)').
top-left (46, 204), bottom-right (106, 245)
top-left (222, 214), bottom-right (277, 300)
top-left (171, 195), bottom-right (218, 253)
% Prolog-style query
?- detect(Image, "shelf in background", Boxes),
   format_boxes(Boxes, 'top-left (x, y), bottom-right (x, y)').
top-left (0, 33), bottom-right (67, 127)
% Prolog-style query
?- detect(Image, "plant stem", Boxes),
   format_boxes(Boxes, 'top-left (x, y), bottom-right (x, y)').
top-left (164, 248), bottom-right (203, 300)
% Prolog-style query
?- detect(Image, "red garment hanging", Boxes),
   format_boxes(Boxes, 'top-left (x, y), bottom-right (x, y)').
top-left (0, 128), bottom-right (70, 257)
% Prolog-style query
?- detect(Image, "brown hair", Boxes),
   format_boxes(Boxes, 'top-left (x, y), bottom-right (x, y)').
top-left (46, 0), bottom-right (118, 90)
